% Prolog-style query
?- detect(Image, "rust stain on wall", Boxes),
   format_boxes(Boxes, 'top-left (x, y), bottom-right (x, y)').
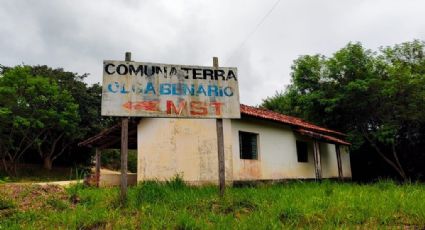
top-left (237, 160), bottom-right (262, 180)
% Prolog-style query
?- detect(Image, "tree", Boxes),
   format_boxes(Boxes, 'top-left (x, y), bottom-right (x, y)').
top-left (262, 40), bottom-right (425, 181)
top-left (0, 66), bottom-right (80, 172)
top-left (0, 67), bottom-right (42, 175)
top-left (28, 66), bottom-right (115, 167)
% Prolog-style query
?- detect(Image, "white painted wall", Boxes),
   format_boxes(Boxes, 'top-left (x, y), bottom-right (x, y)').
top-left (340, 145), bottom-right (352, 178)
top-left (137, 117), bottom-right (352, 184)
top-left (231, 118), bottom-right (352, 180)
top-left (137, 118), bottom-right (233, 184)
top-left (320, 143), bottom-right (339, 178)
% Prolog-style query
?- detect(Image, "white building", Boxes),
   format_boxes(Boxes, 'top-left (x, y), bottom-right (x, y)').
top-left (80, 104), bottom-right (351, 185)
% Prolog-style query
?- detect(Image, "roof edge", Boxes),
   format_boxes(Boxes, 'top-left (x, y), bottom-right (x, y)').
top-left (240, 104), bottom-right (346, 137)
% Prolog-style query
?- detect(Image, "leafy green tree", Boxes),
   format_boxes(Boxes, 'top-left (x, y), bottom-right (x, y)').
top-left (29, 66), bottom-right (111, 138)
top-left (262, 40), bottom-right (425, 181)
top-left (0, 66), bottom-right (40, 175)
top-left (0, 66), bottom-right (80, 172)
top-left (27, 66), bottom-right (114, 167)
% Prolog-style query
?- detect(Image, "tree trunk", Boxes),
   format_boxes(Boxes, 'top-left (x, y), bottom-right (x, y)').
top-left (12, 162), bottom-right (18, 176)
top-left (391, 143), bottom-right (408, 181)
top-left (43, 157), bottom-right (53, 170)
top-left (2, 155), bottom-right (17, 176)
top-left (1, 157), bottom-right (8, 173)
top-left (361, 131), bottom-right (407, 181)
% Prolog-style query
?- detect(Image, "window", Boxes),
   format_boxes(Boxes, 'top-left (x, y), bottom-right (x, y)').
top-left (239, 131), bottom-right (258, 160)
top-left (296, 141), bottom-right (308, 163)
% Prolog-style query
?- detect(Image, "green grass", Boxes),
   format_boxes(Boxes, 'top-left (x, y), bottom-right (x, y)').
top-left (1, 180), bottom-right (425, 229)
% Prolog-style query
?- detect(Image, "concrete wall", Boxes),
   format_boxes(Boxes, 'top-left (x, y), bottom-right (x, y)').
top-left (137, 118), bottom-right (233, 184)
top-left (99, 173), bottom-right (137, 187)
top-left (340, 145), bottom-right (352, 178)
top-left (137, 117), bottom-right (352, 184)
top-left (320, 143), bottom-right (339, 178)
top-left (231, 118), bottom-right (352, 180)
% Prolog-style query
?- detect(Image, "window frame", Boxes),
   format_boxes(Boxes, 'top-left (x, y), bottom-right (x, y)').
top-left (296, 140), bottom-right (309, 163)
top-left (238, 131), bottom-right (259, 160)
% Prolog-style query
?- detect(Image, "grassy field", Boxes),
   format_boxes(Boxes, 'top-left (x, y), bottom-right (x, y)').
top-left (1, 179), bottom-right (425, 229)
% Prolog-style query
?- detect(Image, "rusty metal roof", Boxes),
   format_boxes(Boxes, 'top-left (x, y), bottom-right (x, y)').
top-left (79, 105), bottom-right (349, 148)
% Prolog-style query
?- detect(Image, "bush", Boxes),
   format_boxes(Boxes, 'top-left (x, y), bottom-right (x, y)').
top-left (0, 176), bottom-right (10, 184)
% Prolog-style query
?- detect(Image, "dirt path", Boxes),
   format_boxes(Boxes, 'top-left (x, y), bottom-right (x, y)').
top-left (6, 180), bottom-right (80, 187)
top-left (34, 180), bottom-right (80, 186)
top-left (3, 168), bottom-right (131, 187)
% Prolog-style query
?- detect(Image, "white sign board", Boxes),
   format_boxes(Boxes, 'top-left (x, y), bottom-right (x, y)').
top-left (101, 61), bottom-right (240, 118)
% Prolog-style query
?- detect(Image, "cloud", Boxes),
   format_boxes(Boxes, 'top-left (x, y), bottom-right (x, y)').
top-left (1, 0), bottom-right (424, 105)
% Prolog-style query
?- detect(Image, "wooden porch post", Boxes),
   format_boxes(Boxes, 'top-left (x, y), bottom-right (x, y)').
top-left (335, 144), bottom-right (343, 181)
top-left (313, 140), bottom-right (322, 180)
top-left (214, 57), bottom-right (226, 197)
top-left (95, 148), bottom-right (101, 187)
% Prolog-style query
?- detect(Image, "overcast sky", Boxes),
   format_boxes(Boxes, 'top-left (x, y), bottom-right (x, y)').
top-left (1, 0), bottom-right (424, 105)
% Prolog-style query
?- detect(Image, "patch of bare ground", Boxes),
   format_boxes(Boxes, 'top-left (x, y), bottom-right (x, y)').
top-left (0, 184), bottom-right (73, 213)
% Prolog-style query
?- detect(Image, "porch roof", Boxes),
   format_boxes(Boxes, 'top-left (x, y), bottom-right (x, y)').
top-left (78, 118), bottom-right (139, 149)
top-left (294, 128), bottom-right (350, 146)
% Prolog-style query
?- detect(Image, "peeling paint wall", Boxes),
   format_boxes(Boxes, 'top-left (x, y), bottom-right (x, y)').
top-left (231, 118), bottom-right (352, 180)
top-left (101, 61), bottom-right (240, 118)
top-left (137, 118), bottom-right (233, 184)
top-left (137, 117), bottom-right (352, 184)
